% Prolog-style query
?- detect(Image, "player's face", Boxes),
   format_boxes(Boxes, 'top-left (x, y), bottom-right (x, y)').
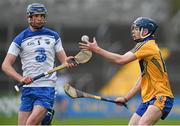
top-left (28, 14), bottom-right (46, 29)
top-left (131, 25), bottom-right (141, 41)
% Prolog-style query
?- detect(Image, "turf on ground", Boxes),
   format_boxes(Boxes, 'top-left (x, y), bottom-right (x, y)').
top-left (0, 115), bottom-right (179, 125)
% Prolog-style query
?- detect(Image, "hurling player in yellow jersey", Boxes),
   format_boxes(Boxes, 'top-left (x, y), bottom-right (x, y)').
top-left (79, 17), bottom-right (174, 125)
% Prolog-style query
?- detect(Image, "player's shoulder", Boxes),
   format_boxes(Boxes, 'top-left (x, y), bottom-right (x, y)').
top-left (145, 39), bottom-right (158, 50)
top-left (13, 27), bottom-right (30, 46)
top-left (42, 27), bottom-right (60, 40)
top-left (42, 27), bottom-right (58, 34)
top-left (131, 38), bottom-right (158, 53)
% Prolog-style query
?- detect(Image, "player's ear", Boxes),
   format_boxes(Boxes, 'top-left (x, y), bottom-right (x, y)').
top-left (27, 16), bottom-right (31, 23)
top-left (143, 28), bottom-right (149, 36)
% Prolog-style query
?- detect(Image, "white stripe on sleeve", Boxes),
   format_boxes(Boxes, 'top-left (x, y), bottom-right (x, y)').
top-left (7, 42), bottom-right (20, 56)
top-left (55, 39), bottom-right (64, 52)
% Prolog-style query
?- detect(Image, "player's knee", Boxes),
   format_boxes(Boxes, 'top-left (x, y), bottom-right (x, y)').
top-left (26, 118), bottom-right (39, 125)
top-left (138, 118), bottom-right (151, 125)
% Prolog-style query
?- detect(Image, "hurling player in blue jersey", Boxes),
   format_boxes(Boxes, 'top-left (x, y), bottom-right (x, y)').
top-left (2, 3), bottom-right (76, 125)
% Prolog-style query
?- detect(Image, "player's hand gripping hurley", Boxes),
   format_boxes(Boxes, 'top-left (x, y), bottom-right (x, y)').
top-left (64, 83), bottom-right (128, 109)
top-left (14, 50), bottom-right (92, 92)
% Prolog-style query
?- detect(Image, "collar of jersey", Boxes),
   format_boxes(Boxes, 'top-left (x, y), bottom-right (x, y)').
top-left (137, 37), bottom-right (155, 43)
top-left (143, 37), bottom-right (155, 42)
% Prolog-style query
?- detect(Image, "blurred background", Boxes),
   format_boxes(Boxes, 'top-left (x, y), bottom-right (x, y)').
top-left (0, 0), bottom-right (179, 125)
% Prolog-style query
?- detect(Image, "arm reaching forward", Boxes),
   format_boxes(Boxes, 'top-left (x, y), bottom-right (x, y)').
top-left (79, 37), bottom-right (137, 65)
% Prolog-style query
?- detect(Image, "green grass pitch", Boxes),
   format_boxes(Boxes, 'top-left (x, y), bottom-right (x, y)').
top-left (0, 115), bottom-right (179, 125)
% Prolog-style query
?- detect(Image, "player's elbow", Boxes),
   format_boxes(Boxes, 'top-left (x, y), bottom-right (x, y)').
top-left (1, 61), bottom-right (9, 73)
top-left (114, 57), bottom-right (127, 65)
top-left (114, 53), bottom-right (136, 65)
top-left (1, 62), bottom-right (6, 72)
top-left (116, 59), bottom-right (127, 65)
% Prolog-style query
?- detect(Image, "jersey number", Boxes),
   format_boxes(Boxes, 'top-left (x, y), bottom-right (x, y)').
top-left (35, 48), bottom-right (47, 62)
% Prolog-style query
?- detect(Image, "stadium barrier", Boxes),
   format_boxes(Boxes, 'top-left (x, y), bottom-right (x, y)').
top-left (55, 95), bottom-right (180, 119)
top-left (0, 95), bottom-right (179, 119)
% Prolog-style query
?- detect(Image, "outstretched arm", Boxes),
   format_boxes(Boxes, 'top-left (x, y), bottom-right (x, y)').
top-left (79, 37), bottom-right (137, 65)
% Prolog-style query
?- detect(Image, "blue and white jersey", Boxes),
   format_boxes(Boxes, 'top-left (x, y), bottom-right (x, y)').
top-left (8, 27), bottom-right (64, 87)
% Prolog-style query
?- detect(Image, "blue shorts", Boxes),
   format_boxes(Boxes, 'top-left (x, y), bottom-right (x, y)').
top-left (136, 96), bottom-right (174, 120)
top-left (20, 87), bottom-right (55, 112)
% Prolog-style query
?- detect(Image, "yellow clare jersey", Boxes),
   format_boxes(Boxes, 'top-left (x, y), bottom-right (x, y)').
top-left (131, 38), bottom-right (174, 102)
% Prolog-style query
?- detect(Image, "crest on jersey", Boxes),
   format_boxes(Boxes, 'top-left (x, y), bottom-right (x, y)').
top-left (158, 96), bottom-right (164, 103)
top-left (27, 41), bottom-right (35, 46)
top-left (45, 39), bottom-right (50, 45)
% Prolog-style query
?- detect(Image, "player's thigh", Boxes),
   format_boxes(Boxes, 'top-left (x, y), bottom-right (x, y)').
top-left (26, 105), bottom-right (47, 125)
top-left (138, 105), bottom-right (162, 125)
top-left (128, 113), bottom-right (141, 125)
top-left (18, 111), bottom-right (31, 125)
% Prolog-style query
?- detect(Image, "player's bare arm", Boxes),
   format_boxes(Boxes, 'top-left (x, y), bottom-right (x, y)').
top-left (79, 37), bottom-right (137, 64)
top-left (2, 53), bottom-right (33, 84)
top-left (115, 77), bottom-right (141, 106)
top-left (115, 77), bottom-right (141, 105)
top-left (125, 76), bottom-right (141, 101)
top-left (56, 50), bottom-right (77, 68)
top-left (56, 50), bottom-right (68, 63)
